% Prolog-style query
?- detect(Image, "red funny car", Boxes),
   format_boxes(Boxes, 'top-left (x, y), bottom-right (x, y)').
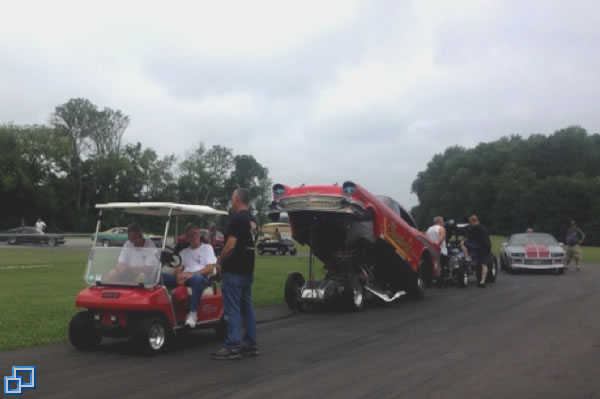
top-left (269, 181), bottom-right (440, 311)
top-left (69, 202), bottom-right (227, 354)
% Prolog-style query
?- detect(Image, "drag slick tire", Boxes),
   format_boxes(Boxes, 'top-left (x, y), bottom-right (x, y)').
top-left (284, 272), bottom-right (305, 311)
top-left (407, 260), bottom-right (426, 299)
top-left (69, 311), bottom-right (102, 351)
top-left (133, 316), bottom-right (171, 355)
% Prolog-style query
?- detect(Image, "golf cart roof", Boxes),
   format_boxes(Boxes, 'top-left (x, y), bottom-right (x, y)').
top-left (95, 202), bottom-right (228, 216)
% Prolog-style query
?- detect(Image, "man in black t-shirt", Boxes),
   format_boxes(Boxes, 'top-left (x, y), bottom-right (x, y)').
top-left (212, 188), bottom-right (258, 360)
top-left (460, 214), bottom-right (491, 287)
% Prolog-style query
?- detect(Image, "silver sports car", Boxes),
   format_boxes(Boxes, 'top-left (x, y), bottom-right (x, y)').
top-left (499, 233), bottom-right (565, 273)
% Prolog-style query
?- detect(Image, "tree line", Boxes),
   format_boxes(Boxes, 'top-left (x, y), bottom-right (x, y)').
top-left (411, 126), bottom-right (600, 245)
top-left (0, 98), bottom-right (271, 233)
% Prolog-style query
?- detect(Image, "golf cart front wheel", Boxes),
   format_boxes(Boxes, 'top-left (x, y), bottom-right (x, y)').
top-left (69, 311), bottom-right (102, 351)
top-left (133, 316), bottom-right (171, 355)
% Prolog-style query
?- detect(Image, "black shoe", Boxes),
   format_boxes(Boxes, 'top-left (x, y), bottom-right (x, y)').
top-left (212, 347), bottom-right (242, 360)
top-left (477, 282), bottom-right (486, 288)
top-left (241, 346), bottom-right (260, 357)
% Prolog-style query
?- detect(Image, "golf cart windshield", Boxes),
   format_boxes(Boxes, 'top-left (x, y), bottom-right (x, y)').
top-left (87, 202), bottom-right (228, 286)
top-left (85, 247), bottom-right (161, 287)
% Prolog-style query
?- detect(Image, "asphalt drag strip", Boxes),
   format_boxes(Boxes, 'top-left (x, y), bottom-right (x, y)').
top-left (1, 265), bottom-right (599, 398)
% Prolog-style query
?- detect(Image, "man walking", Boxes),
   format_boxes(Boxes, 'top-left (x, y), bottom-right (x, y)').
top-left (213, 188), bottom-right (258, 360)
top-left (565, 220), bottom-right (585, 271)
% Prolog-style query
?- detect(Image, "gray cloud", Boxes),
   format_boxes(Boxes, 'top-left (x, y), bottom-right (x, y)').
top-left (1, 0), bottom-right (600, 210)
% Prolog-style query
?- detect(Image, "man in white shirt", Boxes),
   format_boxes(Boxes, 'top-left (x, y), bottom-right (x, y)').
top-left (106, 223), bottom-right (159, 283)
top-left (106, 223), bottom-right (158, 283)
top-left (426, 216), bottom-right (448, 284)
top-left (35, 218), bottom-right (46, 233)
top-left (162, 224), bottom-right (216, 328)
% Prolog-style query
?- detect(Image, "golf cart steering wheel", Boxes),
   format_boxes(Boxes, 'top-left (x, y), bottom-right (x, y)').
top-left (160, 246), bottom-right (182, 268)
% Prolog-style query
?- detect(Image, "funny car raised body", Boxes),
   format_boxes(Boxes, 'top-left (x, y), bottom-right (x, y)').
top-left (269, 181), bottom-right (440, 311)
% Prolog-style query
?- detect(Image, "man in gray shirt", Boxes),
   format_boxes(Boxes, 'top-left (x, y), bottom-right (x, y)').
top-left (565, 220), bottom-right (585, 271)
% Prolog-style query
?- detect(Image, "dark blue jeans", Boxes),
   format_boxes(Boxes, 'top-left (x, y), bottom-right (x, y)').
top-left (222, 272), bottom-right (257, 350)
top-left (162, 273), bottom-right (208, 312)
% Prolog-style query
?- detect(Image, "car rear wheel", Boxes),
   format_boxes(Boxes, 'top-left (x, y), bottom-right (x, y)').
top-left (486, 257), bottom-right (498, 283)
top-left (69, 311), bottom-right (102, 351)
top-left (289, 248), bottom-right (297, 256)
top-left (258, 247), bottom-right (264, 255)
top-left (7, 236), bottom-right (17, 245)
top-left (284, 272), bottom-right (305, 311)
top-left (48, 238), bottom-right (57, 247)
top-left (102, 239), bottom-right (111, 247)
top-left (558, 267), bottom-right (565, 274)
top-left (133, 316), bottom-right (171, 355)
top-left (407, 260), bottom-right (426, 299)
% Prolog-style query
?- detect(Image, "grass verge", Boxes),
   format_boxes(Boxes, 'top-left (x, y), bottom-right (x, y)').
top-left (0, 245), bottom-right (315, 351)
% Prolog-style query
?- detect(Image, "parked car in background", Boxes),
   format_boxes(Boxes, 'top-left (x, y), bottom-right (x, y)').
top-left (257, 222), bottom-right (297, 255)
top-left (94, 227), bottom-right (162, 247)
top-left (0, 226), bottom-right (65, 246)
top-left (499, 233), bottom-right (565, 274)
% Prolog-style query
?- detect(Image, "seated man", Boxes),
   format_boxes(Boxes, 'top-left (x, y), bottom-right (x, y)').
top-left (107, 222), bottom-right (159, 283)
top-left (162, 224), bottom-right (216, 328)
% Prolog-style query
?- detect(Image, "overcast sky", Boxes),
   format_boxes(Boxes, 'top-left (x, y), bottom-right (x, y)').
top-left (2, 0), bottom-right (599, 207)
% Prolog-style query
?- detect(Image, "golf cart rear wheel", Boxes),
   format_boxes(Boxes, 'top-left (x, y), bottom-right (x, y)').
top-left (284, 272), bottom-right (305, 311)
top-left (215, 316), bottom-right (227, 340)
top-left (133, 316), bottom-right (170, 354)
top-left (69, 311), bottom-right (102, 351)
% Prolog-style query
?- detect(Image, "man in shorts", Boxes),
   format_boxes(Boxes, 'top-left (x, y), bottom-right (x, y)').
top-left (461, 215), bottom-right (491, 288)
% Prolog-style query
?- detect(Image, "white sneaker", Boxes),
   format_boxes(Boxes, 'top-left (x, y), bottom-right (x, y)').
top-left (185, 311), bottom-right (197, 328)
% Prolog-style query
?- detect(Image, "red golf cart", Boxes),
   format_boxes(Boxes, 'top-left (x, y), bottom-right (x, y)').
top-left (68, 202), bottom-right (227, 354)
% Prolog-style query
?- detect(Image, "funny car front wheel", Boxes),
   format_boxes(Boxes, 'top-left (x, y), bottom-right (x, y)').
top-left (343, 279), bottom-right (364, 312)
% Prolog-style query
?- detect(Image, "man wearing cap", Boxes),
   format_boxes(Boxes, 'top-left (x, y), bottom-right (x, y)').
top-left (565, 221), bottom-right (585, 271)
top-left (162, 224), bottom-right (216, 328)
